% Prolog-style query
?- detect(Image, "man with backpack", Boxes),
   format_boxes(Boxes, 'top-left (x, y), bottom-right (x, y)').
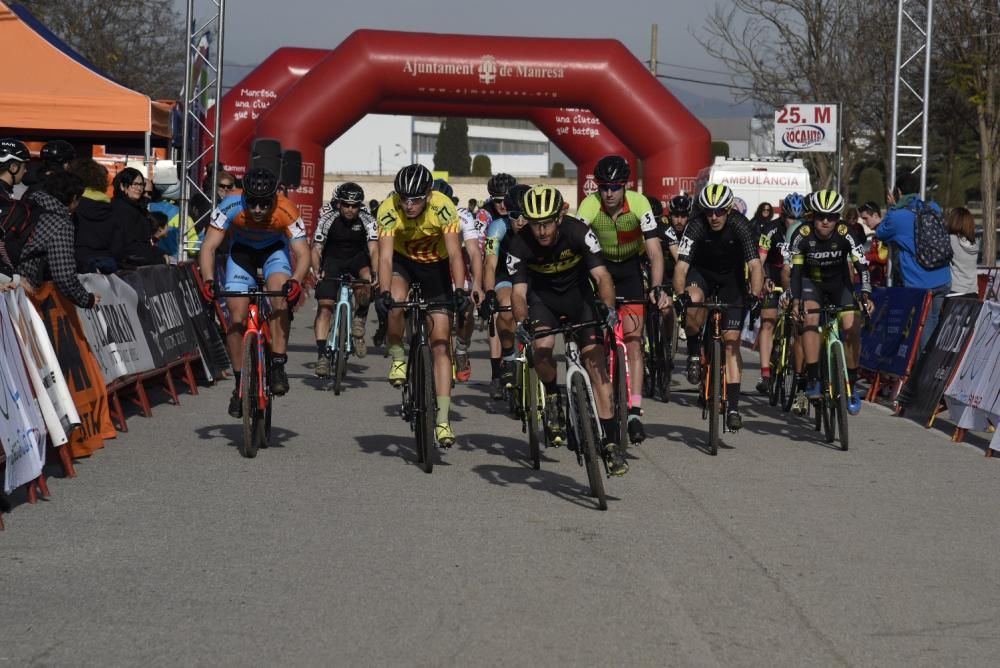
top-left (875, 173), bottom-right (952, 354)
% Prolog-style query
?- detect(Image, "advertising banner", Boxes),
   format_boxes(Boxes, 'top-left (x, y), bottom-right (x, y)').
top-left (30, 283), bottom-right (116, 458)
top-left (897, 297), bottom-right (982, 426)
top-left (773, 104), bottom-right (838, 152)
top-left (943, 300), bottom-right (1000, 452)
top-left (120, 265), bottom-right (199, 367)
top-left (0, 295), bottom-right (47, 494)
top-left (77, 273), bottom-right (157, 382)
top-left (178, 264), bottom-right (230, 380)
top-left (860, 287), bottom-right (930, 377)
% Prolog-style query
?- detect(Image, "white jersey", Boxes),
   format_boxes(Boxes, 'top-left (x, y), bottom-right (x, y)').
top-left (312, 203), bottom-right (378, 249)
top-left (458, 206), bottom-right (483, 244)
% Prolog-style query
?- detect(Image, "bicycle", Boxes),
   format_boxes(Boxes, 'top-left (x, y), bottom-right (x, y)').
top-left (767, 296), bottom-right (798, 413)
top-left (800, 304), bottom-right (856, 451)
top-left (526, 318), bottom-right (613, 510)
top-left (682, 296), bottom-right (745, 456)
top-left (489, 305), bottom-right (545, 470)
top-left (219, 288), bottom-right (286, 458)
top-left (609, 297), bottom-right (648, 448)
top-left (643, 296), bottom-right (678, 403)
top-left (389, 282), bottom-right (457, 473)
top-left (320, 273), bottom-right (372, 395)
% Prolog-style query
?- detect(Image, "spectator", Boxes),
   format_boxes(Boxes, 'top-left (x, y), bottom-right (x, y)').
top-left (0, 139), bottom-right (31, 280)
top-left (149, 210), bottom-right (176, 257)
top-left (859, 201), bottom-right (889, 288)
top-left (148, 165), bottom-right (197, 259)
top-left (945, 206), bottom-right (979, 297)
top-left (21, 172), bottom-right (99, 308)
top-left (70, 158), bottom-right (122, 274)
top-left (467, 197), bottom-right (479, 215)
top-left (110, 167), bottom-right (166, 267)
top-left (875, 173), bottom-right (951, 353)
top-left (749, 201), bottom-right (774, 239)
top-left (368, 198), bottom-right (380, 216)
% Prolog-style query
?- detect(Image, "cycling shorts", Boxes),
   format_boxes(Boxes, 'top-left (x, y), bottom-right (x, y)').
top-left (801, 278), bottom-right (855, 310)
top-left (224, 242), bottom-right (291, 292)
top-left (393, 254), bottom-right (453, 312)
top-left (762, 288), bottom-right (783, 310)
top-left (316, 252), bottom-right (370, 301)
top-left (686, 267), bottom-right (746, 331)
top-left (606, 256), bottom-right (646, 320)
top-left (529, 284), bottom-right (603, 348)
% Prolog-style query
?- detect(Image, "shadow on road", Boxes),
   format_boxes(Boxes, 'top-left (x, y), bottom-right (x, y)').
top-left (471, 463), bottom-right (614, 511)
top-left (354, 433), bottom-right (452, 469)
top-left (459, 432), bottom-right (559, 468)
top-left (195, 423), bottom-right (299, 449)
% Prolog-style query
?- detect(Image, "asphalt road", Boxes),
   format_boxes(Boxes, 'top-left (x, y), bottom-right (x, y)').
top-left (3, 307), bottom-right (999, 667)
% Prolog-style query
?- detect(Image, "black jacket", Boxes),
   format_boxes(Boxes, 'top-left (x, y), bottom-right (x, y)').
top-left (74, 189), bottom-right (124, 272)
top-left (110, 195), bottom-right (166, 267)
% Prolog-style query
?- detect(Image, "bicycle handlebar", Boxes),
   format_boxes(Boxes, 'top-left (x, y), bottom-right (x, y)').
top-left (218, 290), bottom-right (288, 299)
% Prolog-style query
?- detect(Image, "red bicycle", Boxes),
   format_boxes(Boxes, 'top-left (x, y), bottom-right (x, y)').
top-left (220, 288), bottom-right (285, 458)
top-left (608, 297), bottom-right (647, 449)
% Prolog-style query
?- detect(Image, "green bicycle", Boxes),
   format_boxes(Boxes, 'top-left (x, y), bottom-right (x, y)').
top-left (802, 304), bottom-right (854, 451)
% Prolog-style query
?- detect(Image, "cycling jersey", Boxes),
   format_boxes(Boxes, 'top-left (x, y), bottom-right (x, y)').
top-left (576, 190), bottom-right (659, 263)
top-left (458, 206), bottom-right (483, 244)
top-left (211, 193), bottom-right (307, 249)
top-left (376, 191), bottom-right (459, 263)
top-left (677, 211), bottom-right (758, 275)
top-left (789, 221), bottom-right (871, 300)
top-left (313, 204), bottom-right (377, 261)
top-left (506, 216), bottom-right (605, 294)
top-left (758, 218), bottom-right (789, 281)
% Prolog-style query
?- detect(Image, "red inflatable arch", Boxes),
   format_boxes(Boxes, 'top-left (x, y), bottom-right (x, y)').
top-left (218, 31), bottom-right (711, 226)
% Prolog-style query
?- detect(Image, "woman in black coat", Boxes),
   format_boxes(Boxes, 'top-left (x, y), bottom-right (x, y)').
top-left (110, 167), bottom-right (166, 267)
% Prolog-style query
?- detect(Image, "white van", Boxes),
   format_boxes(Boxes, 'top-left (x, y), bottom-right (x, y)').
top-left (695, 157), bottom-right (812, 217)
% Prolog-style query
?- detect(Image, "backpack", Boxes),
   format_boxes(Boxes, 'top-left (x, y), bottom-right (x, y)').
top-left (0, 196), bottom-right (42, 272)
top-left (911, 201), bottom-right (952, 270)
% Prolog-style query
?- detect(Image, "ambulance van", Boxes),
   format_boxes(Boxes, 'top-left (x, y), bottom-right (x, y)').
top-left (694, 157), bottom-right (812, 217)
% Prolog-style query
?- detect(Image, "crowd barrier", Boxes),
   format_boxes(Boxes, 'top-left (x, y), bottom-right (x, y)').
top-left (0, 263), bottom-right (230, 529)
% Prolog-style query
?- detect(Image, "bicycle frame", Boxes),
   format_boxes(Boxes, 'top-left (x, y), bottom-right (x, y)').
top-left (819, 309), bottom-right (850, 401)
top-left (325, 274), bottom-right (369, 356)
top-left (220, 289), bottom-right (282, 412)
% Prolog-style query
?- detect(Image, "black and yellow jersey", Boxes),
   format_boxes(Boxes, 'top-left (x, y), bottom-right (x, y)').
top-left (376, 191), bottom-right (459, 263)
top-left (505, 216), bottom-right (605, 293)
top-left (790, 221), bottom-right (871, 298)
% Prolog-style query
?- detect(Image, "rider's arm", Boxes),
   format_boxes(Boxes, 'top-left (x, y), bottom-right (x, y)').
top-left (590, 265), bottom-right (616, 311)
top-left (747, 259), bottom-right (764, 297)
top-left (789, 233), bottom-right (805, 301)
top-left (198, 225), bottom-right (226, 284)
top-left (484, 254), bottom-right (498, 292)
top-left (673, 221), bottom-right (700, 295)
top-left (643, 236), bottom-right (665, 292)
top-left (635, 197), bottom-right (664, 290)
top-left (850, 238), bottom-right (872, 295)
top-left (377, 234), bottom-right (394, 291)
top-left (310, 242), bottom-right (322, 277)
top-left (673, 260), bottom-right (690, 297)
top-left (289, 238), bottom-right (310, 283)
top-left (511, 282), bottom-right (530, 323)
top-left (465, 237), bottom-right (483, 298)
top-left (736, 219), bottom-right (765, 295)
top-left (444, 231), bottom-right (466, 292)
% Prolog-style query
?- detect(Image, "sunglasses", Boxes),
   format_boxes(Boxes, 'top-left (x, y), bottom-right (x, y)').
top-left (402, 195), bottom-right (427, 205)
top-left (815, 214), bottom-right (840, 222)
top-left (597, 183), bottom-right (625, 192)
top-left (339, 200), bottom-right (362, 208)
top-left (508, 211), bottom-right (523, 220)
top-left (707, 207), bottom-right (728, 217)
top-left (245, 196), bottom-right (274, 211)
top-left (217, 182), bottom-right (235, 190)
top-left (529, 217), bottom-right (559, 227)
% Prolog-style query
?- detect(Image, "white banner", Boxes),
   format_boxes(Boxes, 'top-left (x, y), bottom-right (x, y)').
top-left (77, 273), bottom-right (157, 383)
top-left (0, 292), bottom-right (47, 494)
top-left (944, 300), bottom-right (1000, 452)
top-left (774, 104), bottom-right (838, 152)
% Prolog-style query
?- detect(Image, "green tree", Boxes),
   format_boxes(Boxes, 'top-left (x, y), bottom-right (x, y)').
top-left (433, 117), bottom-right (472, 176)
top-left (711, 141), bottom-right (730, 158)
top-left (471, 155), bottom-right (492, 177)
top-left (19, 0), bottom-right (185, 99)
top-left (856, 167), bottom-right (884, 207)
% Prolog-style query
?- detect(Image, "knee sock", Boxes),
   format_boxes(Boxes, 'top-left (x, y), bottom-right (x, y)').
top-left (436, 396), bottom-right (450, 425)
top-left (233, 370), bottom-right (241, 390)
top-left (389, 344), bottom-right (405, 363)
top-left (600, 417), bottom-right (619, 444)
top-left (490, 358), bottom-right (501, 379)
top-left (848, 367), bottom-right (859, 391)
top-left (727, 383), bottom-right (741, 411)
top-left (806, 362), bottom-right (819, 382)
top-left (687, 331), bottom-right (701, 358)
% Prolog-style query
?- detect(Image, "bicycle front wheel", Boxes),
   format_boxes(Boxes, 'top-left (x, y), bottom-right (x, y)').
top-left (707, 338), bottom-right (721, 456)
top-left (612, 346), bottom-right (629, 448)
top-left (572, 374), bottom-right (606, 510)
top-left (768, 337), bottom-right (783, 407)
top-left (833, 346), bottom-right (850, 451)
top-left (780, 343), bottom-right (796, 413)
top-left (333, 306), bottom-right (348, 396)
top-left (240, 332), bottom-right (261, 459)
top-left (526, 366), bottom-right (543, 470)
top-left (416, 343), bottom-right (435, 473)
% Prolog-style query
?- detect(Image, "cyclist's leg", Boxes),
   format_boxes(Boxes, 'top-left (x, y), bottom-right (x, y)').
top-left (683, 268), bottom-right (708, 383)
top-left (834, 284), bottom-right (865, 410)
top-left (720, 280), bottom-right (747, 427)
top-left (415, 258), bottom-right (457, 438)
top-left (799, 279), bottom-right (823, 397)
top-left (262, 247), bottom-right (292, 357)
top-left (757, 280), bottom-right (780, 392)
top-left (386, 256), bottom-right (411, 384)
top-left (493, 283), bottom-right (515, 394)
top-left (223, 247), bottom-right (256, 406)
top-left (581, 334), bottom-right (628, 475)
top-left (608, 257), bottom-right (647, 434)
top-left (351, 255), bottom-right (372, 357)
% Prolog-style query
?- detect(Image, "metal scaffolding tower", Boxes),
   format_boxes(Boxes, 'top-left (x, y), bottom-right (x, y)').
top-left (178, 0), bottom-right (226, 260)
top-left (890, 0), bottom-right (934, 199)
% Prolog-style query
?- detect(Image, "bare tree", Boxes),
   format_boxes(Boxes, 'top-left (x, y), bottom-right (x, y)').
top-left (937, 3), bottom-right (1000, 266)
top-left (698, 0), bottom-right (896, 189)
top-left (19, 0), bottom-right (185, 100)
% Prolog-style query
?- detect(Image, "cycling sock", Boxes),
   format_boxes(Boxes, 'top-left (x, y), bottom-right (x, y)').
top-left (356, 301), bottom-right (370, 318)
top-left (600, 417), bottom-right (619, 444)
top-left (233, 370), bottom-right (241, 390)
top-left (490, 358), bottom-right (501, 378)
top-left (630, 394), bottom-right (643, 410)
top-left (806, 362), bottom-right (819, 382)
top-left (628, 406), bottom-right (641, 420)
top-left (316, 339), bottom-right (325, 357)
top-left (436, 396), bottom-right (450, 425)
top-left (727, 383), bottom-right (741, 410)
top-left (389, 344), bottom-right (405, 363)
top-left (544, 380), bottom-right (559, 395)
top-left (796, 372), bottom-right (807, 391)
top-left (502, 347), bottom-right (517, 363)
top-left (686, 331), bottom-right (700, 358)
top-left (761, 366), bottom-right (771, 378)
top-left (848, 367), bottom-right (859, 390)
top-left (271, 353), bottom-right (287, 367)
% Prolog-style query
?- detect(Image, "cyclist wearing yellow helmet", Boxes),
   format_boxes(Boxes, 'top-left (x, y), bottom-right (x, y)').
top-left (506, 185), bottom-right (628, 476)
top-left (674, 183), bottom-right (764, 431)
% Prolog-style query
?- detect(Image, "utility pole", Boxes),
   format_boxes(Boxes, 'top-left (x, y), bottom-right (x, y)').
top-left (648, 24), bottom-right (658, 75)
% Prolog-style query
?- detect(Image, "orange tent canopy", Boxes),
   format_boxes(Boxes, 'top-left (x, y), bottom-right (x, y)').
top-left (0, 2), bottom-right (171, 138)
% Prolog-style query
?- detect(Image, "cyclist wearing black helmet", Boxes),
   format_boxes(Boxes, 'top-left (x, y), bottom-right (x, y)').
top-left (576, 155), bottom-right (668, 445)
top-left (0, 138), bottom-right (30, 202)
top-left (376, 163), bottom-right (467, 447)
top-left (311, 182), bottom-right (379, 374)
top-left (481, 183), bottom-right (530, 399)
top-left (199, 166), bottom-right (310, 417)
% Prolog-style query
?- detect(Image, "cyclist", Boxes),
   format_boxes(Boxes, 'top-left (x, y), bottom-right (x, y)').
top-left (755, 195), bottom-right (796, 394)
top-left (789, 190), bottom-right (873, 415)
top-left (576, 155), bottom-right (668, 444)
top-left (473, 174), bottom-right (517, 381)
top-left (433, 178), bottom-right (485, 383)
top-left (199, 167), bottom-right (310, 417)
top-left (376, 164), bottom-right (467, 447)
top-left (311, 182), bottom-right (378, 376)
top-left (507, 185), bottom-right (628, 476)
top-left (674, 183), bottom-right (764, 431)
top-left (481, 183), bottom-right (531, 399)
